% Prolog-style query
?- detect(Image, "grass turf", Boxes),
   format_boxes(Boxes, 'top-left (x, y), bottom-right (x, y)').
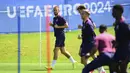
top-left (0, 27), bottom-right (129, 73)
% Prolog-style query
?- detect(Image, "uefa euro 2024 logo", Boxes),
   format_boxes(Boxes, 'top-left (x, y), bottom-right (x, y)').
top-left (6, 1), bottom-right (111, 18)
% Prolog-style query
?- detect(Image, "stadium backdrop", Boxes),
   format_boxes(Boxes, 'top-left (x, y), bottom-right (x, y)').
top-left (0, 0), bottom-right (130, 33)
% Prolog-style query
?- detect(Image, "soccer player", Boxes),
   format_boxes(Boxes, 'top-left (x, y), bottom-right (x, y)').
top-left (78, 8), bottom-right (96, 65)
top-left (82, 24), bottom-right (116, 73)
top-left (77, 5), bottom-right (106, 73)
top-left (77, 5), bottom-right (97, 64)
top-left (77, 5), bottom-right (97, 59)
top-left (48, 6), bottom-right (76, 69)
top-left (112, 4), bottom-right (130, 73)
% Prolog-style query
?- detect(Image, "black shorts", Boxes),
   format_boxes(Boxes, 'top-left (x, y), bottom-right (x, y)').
top-left (80, 42), bottom-right (95, 57)
top-left (55, 36), bottom-right (65, 47)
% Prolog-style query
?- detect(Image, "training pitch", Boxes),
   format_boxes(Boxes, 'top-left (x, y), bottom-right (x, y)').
top-left (0, 27), bottom-right (129, 73)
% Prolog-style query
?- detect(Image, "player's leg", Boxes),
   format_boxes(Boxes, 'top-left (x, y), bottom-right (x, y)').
top-left (82, 53), bottom-right (110, 73)
top-left (50, 47), bottom-right (60, 68)
top-left (50, 37), bottom-right (61, 68)
top-left (60, 47), bottom-right (70, 58)
top-left (60, 47), bottom-right (76, 63)
top-left (90, 46), bottom-right (97, 59)
top-left (119, 57), bottom-right (129, 73)
top-left (90, 46), bottom-right (106, 73)
top-left (59, 36), bottom-right (76, 64)
top-left (114, 48), bottom-right (130, 73)
top-left (81, 56), bottom-right (88, 66)
top-left (59, 36), bottom-right (77, 69)
top-left (80, 43), bottom-right (90, 66)
top-left (113, 50), bottom-right (122, 73)
top-left (109, 61), bottom-right (120, 73)
top-left (86, 46), bottom-right (96, 70)
top-left (105, 52), bottom-right (118, 73)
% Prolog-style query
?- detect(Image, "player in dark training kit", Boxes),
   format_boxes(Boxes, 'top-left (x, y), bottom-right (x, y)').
top-left (77, 5), bottom-right (106, 73)
top-left (82, 24), bottom-right (116, 73)
top-left (112, 4), bottom-right (130, 73)
top-left (47, 6), bottom-right (76, 69)
top-left (78, 9), bottom-right (97, 65)
top-left (77, 5), bottom-right (97, 65)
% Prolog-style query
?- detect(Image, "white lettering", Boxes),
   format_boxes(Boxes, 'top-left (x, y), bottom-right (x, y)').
top-left (97, 2), bottom-right (104, 13)
top-left (90, 2), bottom-right (97, 14)
top-left (7, 6), bottom-right (16, 18)
top-left (84, 3), bottom-right (89, 9)
top-left (59, 4), bottom-right (63, 16)
top-left (26, 6), bottom-right (34, 18)
top-left (73, 3), bottom-right (81, 15)
top-left (47, 5), bottom-right (52, 17)
top-left (6, 1), bottom-right (112, 18)
top-left (19, 6), bottom-right (26, 18)
top-left (44, 5), bottom-right (48, 17)
top-left (104, 1), bottom-right (111, 12)
top-left (34, 6), bottom-right (43, 17)
top-left (64, 4), bottom-right (72, 16)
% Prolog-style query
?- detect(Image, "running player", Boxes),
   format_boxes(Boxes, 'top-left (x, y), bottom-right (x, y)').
top-left (77, 5), bottom-right (106, 73)
top-left (78, 9), bottom-right (106, 73)
top-left (112, 4), bottom-right (130, 73)
top-left (82, 24), bottom-right (116, 73)
top-left (77, 5), bottom-right (97, 59)
top-left (47, 6), bottom-right (76, 69)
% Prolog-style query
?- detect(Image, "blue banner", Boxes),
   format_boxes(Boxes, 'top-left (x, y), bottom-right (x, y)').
top-left (0, 0), bottom-right (130, 33)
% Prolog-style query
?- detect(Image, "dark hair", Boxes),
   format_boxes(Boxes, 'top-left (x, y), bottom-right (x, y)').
top-left (113, 4), bottom-right (124, 13)
top-left (77, 5), bottom-right (86, 10)
top-left (99, 24), bottom-right (107, 33)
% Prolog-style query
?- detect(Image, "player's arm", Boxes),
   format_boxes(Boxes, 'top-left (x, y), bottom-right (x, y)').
top-left (54, 22), bottom-right (68, 28)
top-left (49, 18), bottom-right (55, 27)
top-left (54, 17), bottom-right (68, 28)
top-left (89, 18), bottom-right (96, 29)
top-left (113, 22), bottom-right (116, 26)
top-left (78, 46), bottom-right (82, 56)
top-left (49, 22), bottom-right (54, 27)
top-left (78, 24), bottom-right (82, 29)
top-left (125, 24), bottom-right (130, 36)
top-left (93, 23), bottom-right (96, 29)
top-left (122, 23), bottom-right (130, 39)
top-left (111, 36), bottom-right (117, 48)
top-left (78, 34), bottom-right (82, 39)
top-left (87, 23), bottom-right (95, 35)
top-left (112, 40), bottom-right (116, 48)
top-left (122, 23), bottom-right (130, 32)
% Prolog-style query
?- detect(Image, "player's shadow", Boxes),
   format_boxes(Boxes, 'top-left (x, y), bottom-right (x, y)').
top-left (29, 69), bottom-right (46, 71)
top-left (29, 68), bottom-right (82, 71)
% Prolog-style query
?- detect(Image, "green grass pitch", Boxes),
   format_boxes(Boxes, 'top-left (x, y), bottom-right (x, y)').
top-left (0, 27), bottom-right (129, 73)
